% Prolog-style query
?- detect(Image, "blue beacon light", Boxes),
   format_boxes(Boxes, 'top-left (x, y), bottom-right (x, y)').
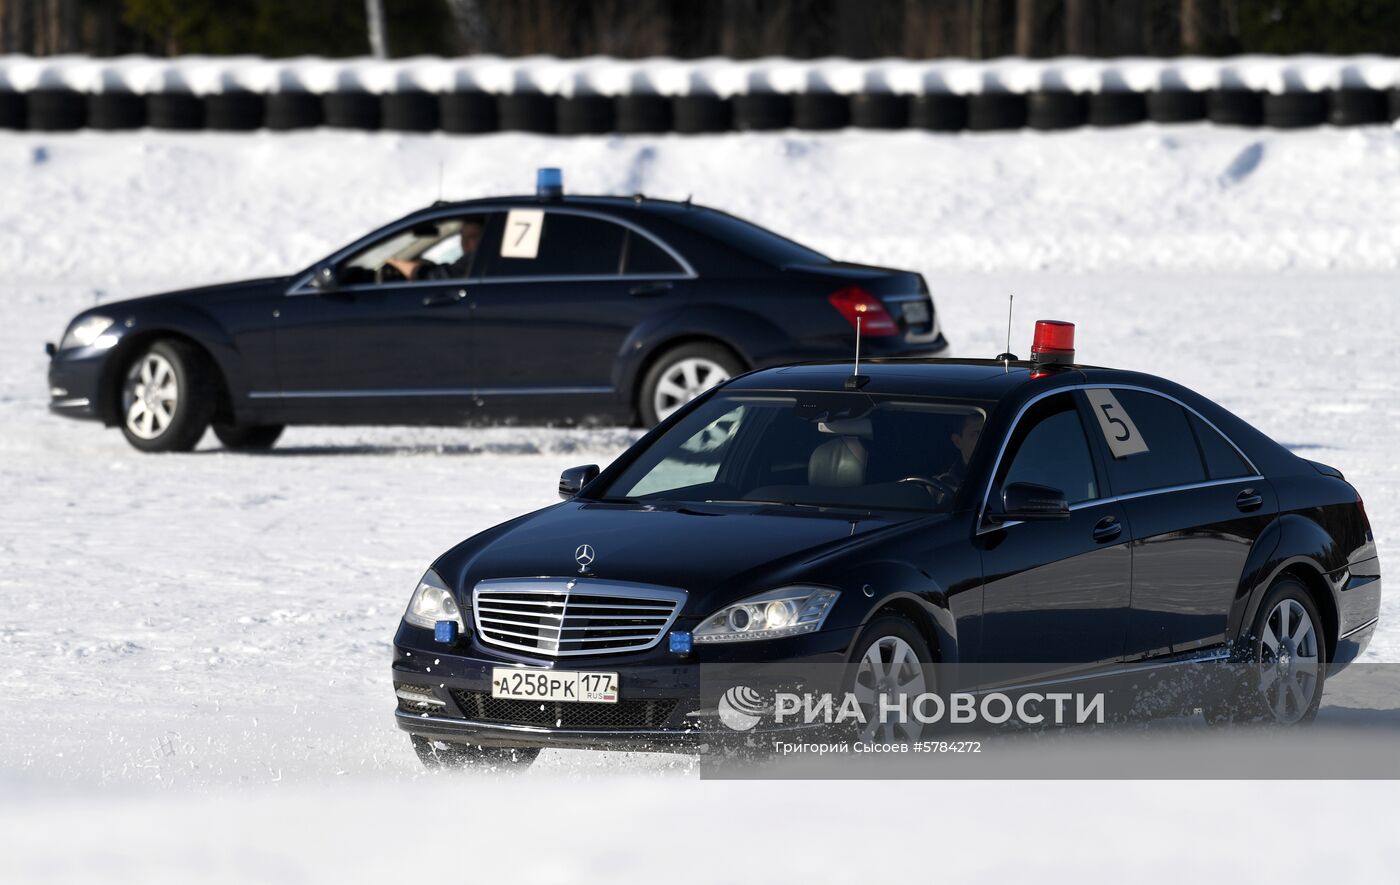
top-left (434, 620), bottom-right (459, 644)
top-left (537, 167), bottom-right (564, 198)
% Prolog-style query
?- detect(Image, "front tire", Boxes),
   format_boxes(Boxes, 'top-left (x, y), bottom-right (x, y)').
top-left (213, 423), bottom-right (285, 451)
top-left (638, 342), bottom-right (744, 427)
top-left (410, 735), bottom-right (539, 770)
top-left (118, 340), bottom-right (214, 453)
top-left (847, 614), bottom-right (934, 743)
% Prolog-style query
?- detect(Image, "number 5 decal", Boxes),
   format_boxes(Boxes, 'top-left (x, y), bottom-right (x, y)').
top-left (501, 208), bottom-right (544, 259)
top-left (1084, 389), bottom-right (1149, 458)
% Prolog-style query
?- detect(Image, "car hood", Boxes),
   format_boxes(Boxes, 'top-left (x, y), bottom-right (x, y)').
top-left (437, 500), bottom-right (941, 615)
top-left (102, 276), bottom-right (294, 311)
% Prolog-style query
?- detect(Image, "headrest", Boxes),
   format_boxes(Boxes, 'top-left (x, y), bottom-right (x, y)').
top-left (809, 436), bottom-right (868, 488)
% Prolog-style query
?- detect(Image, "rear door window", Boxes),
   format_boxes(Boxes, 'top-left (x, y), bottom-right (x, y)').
top-left (1086, 389), bottom-right (1208, 494)
top-left (481, 212), bottom-right (626, 278)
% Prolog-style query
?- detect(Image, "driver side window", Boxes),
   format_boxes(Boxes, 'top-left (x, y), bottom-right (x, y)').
top-left (996, 395), bottom-right (1099, 505)
top-left (335, 214), bottom-right (491, 286)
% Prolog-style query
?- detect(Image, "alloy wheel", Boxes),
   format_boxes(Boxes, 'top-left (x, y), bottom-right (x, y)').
top-left (1255, 598), bottom-right (1321, 724)
top-left (852, 635), bottom-right (928, 742)
top-left (122, 352), bottom-right (180, 440)
top-left (652, 357), bottom-right (731, 422)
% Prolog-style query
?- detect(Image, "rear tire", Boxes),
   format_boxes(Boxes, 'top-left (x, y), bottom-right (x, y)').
top-left (1204, 576), bottom-right (1326, 726)
top-left (638, 342), bottom-right (744, 427)
top-left (213, 423), bottom-right (285, 451)
top-left (118, 340), bottom-right (215, 453)
top-left (411, 736), bottom-right (539, 770)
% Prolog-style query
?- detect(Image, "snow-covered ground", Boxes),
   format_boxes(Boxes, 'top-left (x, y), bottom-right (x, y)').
top-left (2, 125), bottom-right (1398, 881)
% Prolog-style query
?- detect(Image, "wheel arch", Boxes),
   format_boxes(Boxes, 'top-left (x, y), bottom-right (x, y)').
top-left (626, 334), bottom-right (751, 421)
top-left (98, 330), bottom-right (235, 427)
top-left (850, 590), bottom-right (955, 665)
top-left (1232, 513), bottom-right (1345, 653)
top-left (615, 303), bottom-right (790, 411)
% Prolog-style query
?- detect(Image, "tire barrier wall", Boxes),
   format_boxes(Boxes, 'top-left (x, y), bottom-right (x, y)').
top-left (1, 55), bottom-right (1397, 134)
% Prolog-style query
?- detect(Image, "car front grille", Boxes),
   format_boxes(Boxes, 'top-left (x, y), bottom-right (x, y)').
top-left (452, 690), bottom-right (679, 731)
top-left (472, 578), bottom-right (686, 658)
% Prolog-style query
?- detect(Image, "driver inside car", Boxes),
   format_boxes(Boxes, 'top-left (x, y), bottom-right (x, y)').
top-left (383, 218), bottom-right (484, 281)
top-left (933, 411), bottom-right (984, 491)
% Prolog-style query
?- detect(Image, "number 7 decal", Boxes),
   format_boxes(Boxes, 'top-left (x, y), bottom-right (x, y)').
top-left (500, 208), bottom-right (544, 258)
top-left (1084, 389), bottom-right (1149, 458)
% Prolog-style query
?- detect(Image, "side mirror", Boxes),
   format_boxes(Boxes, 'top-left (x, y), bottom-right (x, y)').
top-left (990, 482), bottom-right (1070, 522)
top-left (559, 464), bottom-right (600, 499)
top-left (309, 265), bottom-right (339, 292)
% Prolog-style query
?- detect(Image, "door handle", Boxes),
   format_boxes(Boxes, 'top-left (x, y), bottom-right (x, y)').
top-left (1092, 515), bottom-right (1122, 543)
top-left (629, 281), bottom-right (673, 297)
top-left (422, 289), bottom-right (468, 307)
top-left (1236, 488), bottom-right (1264, 512)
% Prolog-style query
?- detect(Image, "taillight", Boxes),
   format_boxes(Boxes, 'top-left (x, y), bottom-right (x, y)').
top-left (827, 286), bottom-right (899, 337)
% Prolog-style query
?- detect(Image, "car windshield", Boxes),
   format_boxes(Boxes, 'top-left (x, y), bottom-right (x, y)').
top-left (597, 392), bottom-right (988, 514)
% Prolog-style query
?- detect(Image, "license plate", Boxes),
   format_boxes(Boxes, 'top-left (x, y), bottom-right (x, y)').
top-left (901, 299), bottom-right (931, 326)
top-left (491, 667), bottom-right (619, 704)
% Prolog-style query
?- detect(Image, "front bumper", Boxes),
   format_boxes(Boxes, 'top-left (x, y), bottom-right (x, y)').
top-left (391, 621), bottom-right (856, 752)
top-left (47, 346), bottom-right (110, 421)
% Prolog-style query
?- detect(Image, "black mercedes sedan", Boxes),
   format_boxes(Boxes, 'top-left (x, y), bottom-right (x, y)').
top-left (45, 169), bottom-right (947, 452)
top-left (392, 321), bottom-right (1380, 768)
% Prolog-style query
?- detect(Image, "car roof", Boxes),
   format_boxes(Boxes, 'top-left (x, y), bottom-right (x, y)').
top-left (417, 194), bottom-right (706, 215)
top-left (722, 358), bottom-right (1093, 401)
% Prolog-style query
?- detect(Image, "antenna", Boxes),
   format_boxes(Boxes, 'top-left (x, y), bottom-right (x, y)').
top-left (995, 293), bottom-right (1018, 367)
top-left (436, 161), bottom-right (444, 203)
top-left (854, 316), bottom-right (861, 374)
top-left (845, 315), bottom-right (870, 389)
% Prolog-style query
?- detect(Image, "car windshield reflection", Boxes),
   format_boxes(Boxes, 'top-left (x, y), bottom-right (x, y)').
top-left (598, 393), bottom-right (987, 514)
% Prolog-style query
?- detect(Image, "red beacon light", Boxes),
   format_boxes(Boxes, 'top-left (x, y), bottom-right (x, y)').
top-left (1030, 320), bottom-right (1076, 366)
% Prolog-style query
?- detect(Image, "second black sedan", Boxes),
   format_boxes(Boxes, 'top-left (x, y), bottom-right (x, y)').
top-left (46, 171), bottom-right (947, 452)
top-left (391, 321), bottom-right (1380, 767)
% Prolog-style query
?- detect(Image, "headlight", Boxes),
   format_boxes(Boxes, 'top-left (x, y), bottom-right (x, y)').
top-left (403, 569), bottom-right (465, 630)
top-left (60, 315), bottom-right (115, 351)
top-left (693, 586), bottom-right (839, 643)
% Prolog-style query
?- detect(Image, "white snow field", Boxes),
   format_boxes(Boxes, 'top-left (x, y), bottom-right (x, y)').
top-left (2, 124), bottom-right (1399, 881)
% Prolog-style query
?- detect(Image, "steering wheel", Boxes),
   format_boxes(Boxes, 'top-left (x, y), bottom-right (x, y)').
top-left (897, 475), bottom-right (957, 503)
top-left (376, 262), bottom-right (407, 284)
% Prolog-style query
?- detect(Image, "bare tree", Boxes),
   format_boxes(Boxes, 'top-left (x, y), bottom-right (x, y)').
top-left (1064, 0), bottom-right (1089, 54)
top-left (365, 0), bottom-right (388, 58)
top-left (1015, 0), bottom-right (1035, 56)
top-left (445, 0), bottom-right (493, 54)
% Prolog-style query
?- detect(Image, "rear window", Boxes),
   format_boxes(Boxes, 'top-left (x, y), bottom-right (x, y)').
top-left (662, 209), bottom-right (829, 266)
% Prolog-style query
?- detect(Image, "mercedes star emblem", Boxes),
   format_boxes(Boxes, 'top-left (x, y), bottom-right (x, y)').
top-left (574, 544), bottom-right (595, 572)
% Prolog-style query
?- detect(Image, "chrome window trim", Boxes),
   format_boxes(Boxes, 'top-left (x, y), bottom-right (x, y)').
top-left (248, 384), bottom-right (614, 400)
top-left (472, 577), bottom-right (687, 659)
top-left (286, 204), bottom-right (696, 295)
top-left (977, 383), bottom-right (1262, 534)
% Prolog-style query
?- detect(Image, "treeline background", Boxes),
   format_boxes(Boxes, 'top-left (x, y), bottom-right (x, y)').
top-left (3, 0), bottom-right (1399, 59)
